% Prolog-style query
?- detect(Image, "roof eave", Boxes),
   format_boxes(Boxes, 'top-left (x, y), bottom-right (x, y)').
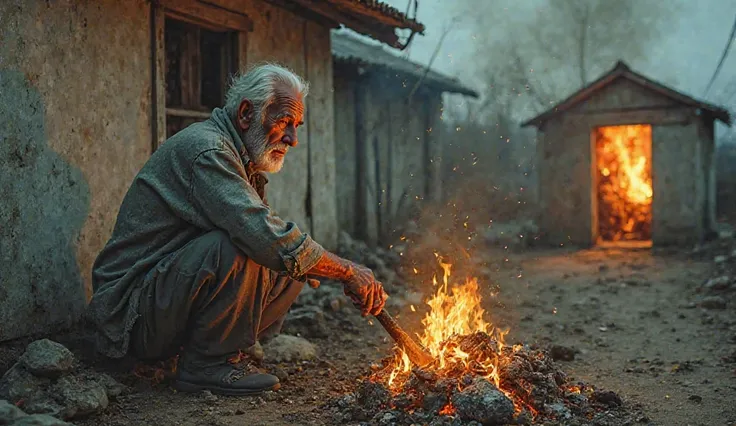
top-left (333, 56), bottom-right (478, 97)
top-left (277, 0), bottom-right (425, 49)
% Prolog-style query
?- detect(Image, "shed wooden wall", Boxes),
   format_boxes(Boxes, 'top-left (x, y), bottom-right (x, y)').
top-left (333, 67), bottom-right (443, 246)
top-left (535, 78), bottom-right (715, 246)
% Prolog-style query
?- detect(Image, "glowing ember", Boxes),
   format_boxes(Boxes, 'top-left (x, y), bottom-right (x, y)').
top-left (373, 259), bottom-right (534, 413)
top-left (595, 125), bottom-right (653, 242)
top-left (331, 257), bottom-right (643, 424)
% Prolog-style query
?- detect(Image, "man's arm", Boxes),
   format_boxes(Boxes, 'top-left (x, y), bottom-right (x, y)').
top-left (190, 148), bottom-right (324, 280)
top-left (190, 148), bottom-right (386, 315)
top-left (307, 251), bottom-right (388, 316)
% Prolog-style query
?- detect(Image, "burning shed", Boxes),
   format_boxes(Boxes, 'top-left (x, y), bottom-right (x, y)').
top-left (332, 32), bottom-right (478, 246)
top-left (522, 61), bottom-right (732, 247)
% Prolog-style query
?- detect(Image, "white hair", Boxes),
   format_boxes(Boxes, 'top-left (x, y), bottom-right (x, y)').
top-left (224, 63), bottom-right (309, 120)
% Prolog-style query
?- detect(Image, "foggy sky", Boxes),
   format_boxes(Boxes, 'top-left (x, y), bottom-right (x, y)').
top-left (345, 0), bottom-right (736, 135)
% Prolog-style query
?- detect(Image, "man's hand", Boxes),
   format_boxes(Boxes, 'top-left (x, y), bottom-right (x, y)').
top-left (343, 264), bottom-right (388, 316)
top-left (307, 252), bottom-right (389, 316)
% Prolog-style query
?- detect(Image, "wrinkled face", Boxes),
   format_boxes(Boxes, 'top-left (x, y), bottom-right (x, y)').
top-left (243, 85), bottom-right (304, 174)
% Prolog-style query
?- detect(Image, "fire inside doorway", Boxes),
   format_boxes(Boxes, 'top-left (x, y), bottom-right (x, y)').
top-left (594, 124), bottom-right (653, 245)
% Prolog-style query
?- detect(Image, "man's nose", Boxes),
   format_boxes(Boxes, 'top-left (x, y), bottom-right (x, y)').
top-left (282, 129), bottom-right (298, 147)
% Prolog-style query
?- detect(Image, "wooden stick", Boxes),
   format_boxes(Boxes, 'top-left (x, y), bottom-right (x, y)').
top-left (374, 310), bottom-right (434, 367)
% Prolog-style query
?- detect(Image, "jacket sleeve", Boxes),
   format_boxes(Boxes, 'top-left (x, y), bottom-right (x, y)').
top-left (189, 148), bottom-right (325, 280)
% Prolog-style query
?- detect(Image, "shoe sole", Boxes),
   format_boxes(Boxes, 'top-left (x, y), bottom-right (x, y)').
top-left (174, 380), bottom-right (281, 396)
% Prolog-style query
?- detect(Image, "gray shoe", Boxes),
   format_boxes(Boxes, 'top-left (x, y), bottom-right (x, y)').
top-left (175, 361), bottom-right (279, 396)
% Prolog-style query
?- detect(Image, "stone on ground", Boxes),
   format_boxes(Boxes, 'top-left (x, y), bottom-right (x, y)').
top-left (0, 364), bottom-right (50, 401)
top-left (282, 307), bottom-right (328, 338)
top-left (0, 399), bottom-right (26, 423)
top-left (263, 335), bottom-right (317, 363)
top-left (450, 377), bottom-right (514, 425)
top-left (0, 340), bottom-right (124, 422)
top-left (51, 376), bottom-right (109, 419)
top-left (0, 399), bottom-right (73, 425)
top-left (19, 340), bottom-right (74, 378)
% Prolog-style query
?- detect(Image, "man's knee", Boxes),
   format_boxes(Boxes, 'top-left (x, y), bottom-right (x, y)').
top-left (174, 230), bottom-right (246, 276)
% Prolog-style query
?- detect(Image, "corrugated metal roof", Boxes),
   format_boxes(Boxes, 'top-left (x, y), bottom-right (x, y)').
top-left (331, 32), bottom-right (478, 97)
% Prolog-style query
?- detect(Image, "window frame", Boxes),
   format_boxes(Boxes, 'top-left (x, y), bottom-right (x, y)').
top-left (150, 0), bottom-right (252, 151)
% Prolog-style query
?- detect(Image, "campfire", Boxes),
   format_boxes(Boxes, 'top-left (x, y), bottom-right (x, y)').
top-left (595, 125), bottom-right (653, 243)
top-left (327, 258), bottom-right (642, 425)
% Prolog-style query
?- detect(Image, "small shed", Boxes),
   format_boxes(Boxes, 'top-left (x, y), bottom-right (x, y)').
top-left (332, 32), bottom-right (478, 245)
top-left (522, 61), bottom-right (732, 247)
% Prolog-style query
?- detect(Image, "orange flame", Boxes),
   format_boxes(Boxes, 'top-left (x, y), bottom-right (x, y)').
top-left (383, 259), bottom-right (509, 393)
top-left (596, 125), bottom-right (653, 241)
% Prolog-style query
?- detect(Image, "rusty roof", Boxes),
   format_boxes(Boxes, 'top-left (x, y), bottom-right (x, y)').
top-left (275, 0), bottom-right (425, 48)
top-left (332, 32), bottom-right (478, 97)
top-left (521, 61), bottom-right (732, 127)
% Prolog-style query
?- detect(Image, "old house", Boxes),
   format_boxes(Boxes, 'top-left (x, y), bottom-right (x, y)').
top-left (331, 32), bottom-right (478, 246)
top-left (522, 61), bottom-right (732, 247)
top-left (0, 0), bottom-right (424, 341)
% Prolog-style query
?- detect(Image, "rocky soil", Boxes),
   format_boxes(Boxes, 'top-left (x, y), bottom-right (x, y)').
top-left (1, 227), bottom-right (736, 425)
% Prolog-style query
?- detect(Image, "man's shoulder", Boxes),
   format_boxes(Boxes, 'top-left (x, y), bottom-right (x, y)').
top-left (163, 120), bottom-right (234, 158)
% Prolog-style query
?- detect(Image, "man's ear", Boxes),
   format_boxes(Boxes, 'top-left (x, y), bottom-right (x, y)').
top-left (237, 99), bottom-right (254, 132)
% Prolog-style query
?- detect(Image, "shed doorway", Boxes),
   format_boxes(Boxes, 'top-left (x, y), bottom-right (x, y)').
top-left (593, 124), bottom-right (653, 247)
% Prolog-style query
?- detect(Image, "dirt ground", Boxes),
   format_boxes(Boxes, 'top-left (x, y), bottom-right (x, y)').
top-left (2, 243), bottom-right (735, 426)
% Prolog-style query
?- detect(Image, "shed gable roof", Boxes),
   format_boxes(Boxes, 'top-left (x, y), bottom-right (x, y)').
top-left (331, 32), bottom-right (478, 97)
top-left (521, 61), bottom-right (732, 127)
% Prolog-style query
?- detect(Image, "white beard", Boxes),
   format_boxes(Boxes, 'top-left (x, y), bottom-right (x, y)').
top-left (244, 124), bottom-right (288, 174)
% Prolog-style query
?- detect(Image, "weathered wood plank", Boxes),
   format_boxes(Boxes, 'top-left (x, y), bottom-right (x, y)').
top-left (333, 72), bottom-right (358, 236)
top-left (304, 20), bottom-right (338, 250)
top-left (161, 0), bottom-right (253, 32)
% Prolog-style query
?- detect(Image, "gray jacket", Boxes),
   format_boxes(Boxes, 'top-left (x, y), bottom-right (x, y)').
top-left (86, 107), bottom-right (324, 358)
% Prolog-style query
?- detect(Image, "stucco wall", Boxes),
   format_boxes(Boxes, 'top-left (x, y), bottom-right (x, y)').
top-left (0, 0), bottom-right (153, 341)
top-left (536, 77), bottom-right (714, 246)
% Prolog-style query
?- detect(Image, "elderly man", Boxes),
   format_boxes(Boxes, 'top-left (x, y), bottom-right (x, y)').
top-left (86, 63), bottom-right (387, 396)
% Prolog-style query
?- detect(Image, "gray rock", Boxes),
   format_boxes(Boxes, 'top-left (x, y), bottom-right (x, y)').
top-left (698, 296), bottom-right (728, 310)
top-left (12, 414), bottom-right (73, 426)
top-left (704, 276), bottom-right (732, 291)
top-left (422, 392), bottom-right (448, 414)
top-left (19, 340), bottom-right (74, 378)
top-left (50, 375), bottom-right (108, 420)
top-left (545, 402), bottom-right (573, 420)
top-left (92, 373), bottom-right (127, 399)
top-left (0, 399), bottom-right (26, 423)
top-left (451, 378), bottom-right (514, 425)
top-left (263, 335), bottom-right (317, 363)
top-left (714, 255), bottom-right (729, 264)
top-left (21, 397), bottom-right (64, 418)
top-left (0, 364), bottom-right (50, 402)
top-left (282, 307), bottom-right (328, 338)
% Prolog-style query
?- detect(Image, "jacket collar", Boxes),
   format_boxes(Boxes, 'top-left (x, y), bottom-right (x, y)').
top-left (210, 107), bottom-right (269, 201)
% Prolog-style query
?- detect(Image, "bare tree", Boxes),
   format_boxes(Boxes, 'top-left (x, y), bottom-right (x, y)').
top-left (454, 0), bottom-right (680, 119)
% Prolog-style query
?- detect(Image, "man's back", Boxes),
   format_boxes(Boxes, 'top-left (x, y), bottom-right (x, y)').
top-left (88, 110), bottom-right (246, 358)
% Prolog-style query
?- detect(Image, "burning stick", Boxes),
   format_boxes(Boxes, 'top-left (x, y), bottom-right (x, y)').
top-left (374, 310), bottom-right (434, 367)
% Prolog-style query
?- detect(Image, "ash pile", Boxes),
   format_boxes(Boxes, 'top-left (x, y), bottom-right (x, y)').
top-left (325, 332), bottom-right (647, 426)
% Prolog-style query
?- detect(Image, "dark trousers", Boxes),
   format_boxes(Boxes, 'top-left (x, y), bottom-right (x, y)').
top-left (130, 230), bottom-right (304, 366)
